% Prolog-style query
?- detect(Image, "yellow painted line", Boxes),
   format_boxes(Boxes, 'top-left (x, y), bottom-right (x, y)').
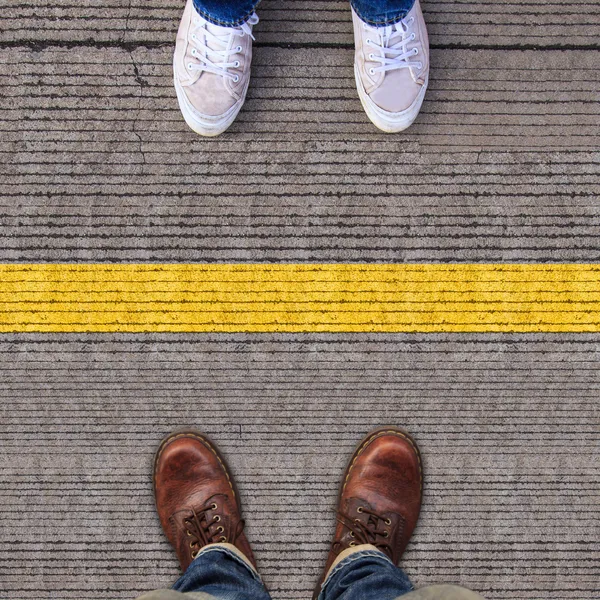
top-left (0, 264), bottom-right (599, 332)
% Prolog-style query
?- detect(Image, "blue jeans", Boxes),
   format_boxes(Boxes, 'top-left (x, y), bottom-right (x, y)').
top-left (193, 0), bottom-right (416, 28)
top-left (173, 545), bottom-right (413, 600)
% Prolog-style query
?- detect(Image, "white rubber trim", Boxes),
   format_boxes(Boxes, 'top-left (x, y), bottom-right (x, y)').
top-left (354, 63), bottom-right (428, 133)
top-left (173, 70), bottom-right (249, 137)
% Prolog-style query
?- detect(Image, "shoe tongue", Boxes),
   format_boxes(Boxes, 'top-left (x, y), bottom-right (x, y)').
top-left (203, 19), bottom-right (234, 54)
top-left (381, 22), bottom-right (404, 47)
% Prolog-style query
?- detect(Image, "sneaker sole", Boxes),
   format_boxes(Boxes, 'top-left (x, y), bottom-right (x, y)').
top-left (354, 63), bottom-right (428, 133)
top-left (173, 72), bottom-right (249, 137)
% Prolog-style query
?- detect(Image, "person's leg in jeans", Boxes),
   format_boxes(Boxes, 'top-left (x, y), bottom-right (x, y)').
top-left (173, 0), bottom-right (260, 136)
top-left (350, 0), bottom-right (429, 132)
top-left (137, 585), bottom-right (483, 600)
top-left (191, 0), bottom-right (258, 26)
top-left (137, 545), bottom-right (270, 600)
top-left (172, 544), bottom-right (270, 599)
top-left (150, 430), bottom-right (271, 600)
top-left (353, 0), bottom-right (415, 26)
top-left (316, 549), bottom-right (486, 600)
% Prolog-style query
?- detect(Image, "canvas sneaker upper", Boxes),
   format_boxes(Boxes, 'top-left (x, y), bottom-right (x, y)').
top-left (173, 0), bottom-right (258, 134)
top-left (352, 0), bottom-right (429, 130)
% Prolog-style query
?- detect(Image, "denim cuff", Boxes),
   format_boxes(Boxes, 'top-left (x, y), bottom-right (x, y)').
top-left (191, 543), bottom-right (262, 581)
top-left (350, 0), bottom-right (416, 27)
top-left (318, 547), bottom-right (395, 600)
top-left (191, 0), bottom-right (260, 27)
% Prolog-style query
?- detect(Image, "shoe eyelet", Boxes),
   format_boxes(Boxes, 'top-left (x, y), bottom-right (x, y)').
top-left (354, 518), bottom-right (361, 524)
top-left (211, 503), bottom-right (218, 510)
top-left (191, 49), bottom-right (197, 55)
top-left (189, 541), bottom-right (196, 548)
top-left (349, 531), bottom-right (355, 537)
top-left (236, 46), bottom-right (242, 52)
top-left (187, 63), bottom-right (193, 70)
top-left (233, 75), bottom-right (240, 82)
top-left (368, 53), bottom-right (374, 60)
top-left (385, 518), bottom-right (392, 525)
top-left (413, 48), bottom-right (419, 55)
top-left (416, 62), bottom-right (422, 69)
top-left (411, 33), bottom-right (416, 40)
top-left (186, 530), bottom-right (192, 536)
top-left (191, 33), bottom-right (196, 40)
top-left (349, 541), bottom-right (356, 547)
top-left (357, 506), bottom-right (364, 513)
top-left (213, 515), bottom-right (221, 522)
top-left (217, 526), bottom-right (224, 533)
top-left (384, 531), bottom-right (389, 538)
top-left (368, 68), bottom-right (375, 75)
top-left (234, 61), bottom-right (240, 67)
top-left (220, 536), bottom-right (227, 542)
top-left (191, 550), bottom-right (198, 558)
top-left (366, 38), bottom-right (371, 45)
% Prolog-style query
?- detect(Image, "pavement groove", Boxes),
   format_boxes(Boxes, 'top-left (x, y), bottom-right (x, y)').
top-left (1, 45), bottom-right (599, 261)
top-left (0, 335), bottom-right (599, 599)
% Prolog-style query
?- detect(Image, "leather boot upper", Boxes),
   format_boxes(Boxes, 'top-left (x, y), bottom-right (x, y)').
top-left (153, 431), bottom-right (255, 572)
top-left (316, 428), bottom-right (423, 595)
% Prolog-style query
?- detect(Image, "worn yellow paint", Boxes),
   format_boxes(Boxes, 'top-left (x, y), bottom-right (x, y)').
top-left (1, 264), bottom-right (599, 332)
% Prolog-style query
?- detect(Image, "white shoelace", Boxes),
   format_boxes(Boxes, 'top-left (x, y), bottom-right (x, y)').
top-left (363, 16), bottom-right (422, 75)
top-left (187, 13), bottom-right (259, 82)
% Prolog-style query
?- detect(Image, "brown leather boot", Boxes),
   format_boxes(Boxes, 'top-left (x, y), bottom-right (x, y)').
top-left (153, 430), bottom-right (256, 572)
top-left (314, 427), bottom-right (423, 598)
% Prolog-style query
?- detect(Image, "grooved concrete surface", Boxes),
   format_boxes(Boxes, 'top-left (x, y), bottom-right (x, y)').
top-left (1, 0), bottom-right (599, 262)
top-left (1, 1), bottom-right (600, 599)
top-left (0, 334), bottom-right (599, 600)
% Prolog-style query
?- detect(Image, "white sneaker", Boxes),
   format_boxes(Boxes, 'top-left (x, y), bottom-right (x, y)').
top-left (173, 0), bottom-right (258, 137)
top-left (352, 0), bottom-right (429, 133)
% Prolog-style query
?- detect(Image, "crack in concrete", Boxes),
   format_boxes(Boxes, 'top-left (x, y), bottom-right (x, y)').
top-left (121, 0), bottom-right (132, 45)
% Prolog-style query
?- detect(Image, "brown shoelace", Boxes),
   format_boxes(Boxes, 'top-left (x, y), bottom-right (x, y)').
top-left (183, 502), bottom-right (245, 558)
top-left (334, 506), bottom-right (404, 560)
